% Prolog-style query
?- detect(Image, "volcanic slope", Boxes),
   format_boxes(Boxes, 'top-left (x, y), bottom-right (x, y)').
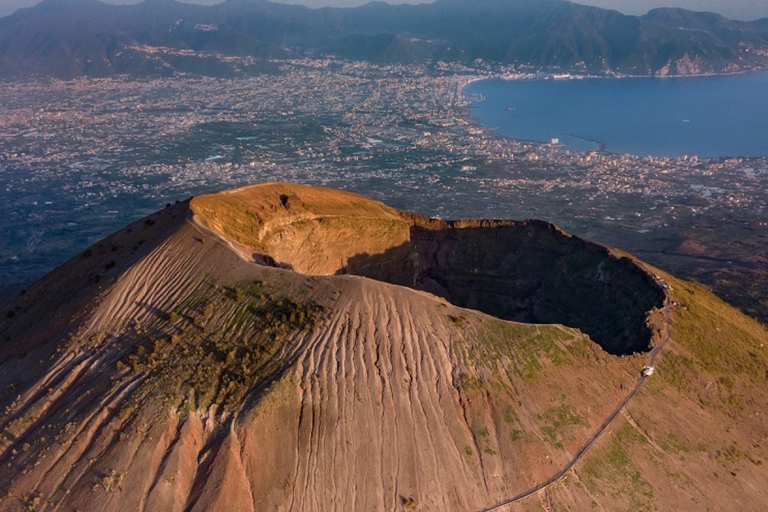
top-left (0, 183), bottom-right (767, 511)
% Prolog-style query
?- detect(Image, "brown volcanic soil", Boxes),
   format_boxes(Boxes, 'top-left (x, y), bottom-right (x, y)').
top-left (0, 183), bottom-right (767, 511)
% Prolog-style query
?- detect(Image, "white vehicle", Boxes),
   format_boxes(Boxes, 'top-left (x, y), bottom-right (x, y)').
top-left (642, 366), bottom-right (654, 376)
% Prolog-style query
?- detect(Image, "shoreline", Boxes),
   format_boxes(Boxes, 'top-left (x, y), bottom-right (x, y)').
top-left (455, 70), bottom-right (768, 160)
top-left (457, 68), bottom-right (767, 96)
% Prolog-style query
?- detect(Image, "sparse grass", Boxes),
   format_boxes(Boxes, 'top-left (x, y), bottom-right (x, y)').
top-left (657, 432), bottom-right (708, 454)
top-left (580, 424), bottom-right (656, 509)
top-left (715, 443), bottom-right (748, 463)
top-left (654, 351), bottom-right (696, 392)
top-left (538, 404), bottom-right (585, 450)
top-left (116, 280), bottom-right (328, 414)
top-left (656, 276), bottom-right (768, 417)
top-left (668, 278), bottom-right (768, 381)
top-left (503, 405), bottom-right (526, 442)
top-left (503, 405), bottom-right (518, 424)
top-left (455, 374), bottom-right (485, 392)
top-left (478, 320), bottom-right (579, 381)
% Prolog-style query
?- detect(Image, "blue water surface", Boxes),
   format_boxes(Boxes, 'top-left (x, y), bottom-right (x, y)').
top-left (464, 72), bottom-right (768, 157)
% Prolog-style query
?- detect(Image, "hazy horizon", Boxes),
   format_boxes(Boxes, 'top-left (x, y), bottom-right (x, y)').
top-left (2, 0), bottom-right (768, 22)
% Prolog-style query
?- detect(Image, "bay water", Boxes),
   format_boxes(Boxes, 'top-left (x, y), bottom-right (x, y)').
top-left (464, 72), bottom-right (768, 157)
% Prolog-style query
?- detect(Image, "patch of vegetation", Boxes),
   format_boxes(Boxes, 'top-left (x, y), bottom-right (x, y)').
top-left (116, 280), bottom-right (328, 414)
top-left (669, 278), bottom-right (768, 381)
top-left (23, 493), bottom-right (42, 512)
top-left (503, 405), bottom-right (518, 424)
top-left (479, 320), bottom-right (576, 381)
top-left (565, 336), bottom-right (591, 355)
top-left (538, 404), bottom-right (585, 450)
top-left (503, 405), bottom-right (526, 442)
top-left (580, 424), bottom-right (656, 509)
top-left (95, 469), bottom-right (124, 493)
top-left (454, 373), bottom-right (485, 392)
top-left (657, 432), bottom-right (708, 454)
top-left (715, 443), bottom-right (748, 463)
top-left (654, 351), bottom-right (696, 392)
top-left (658, 276), bottom-right (768, 415)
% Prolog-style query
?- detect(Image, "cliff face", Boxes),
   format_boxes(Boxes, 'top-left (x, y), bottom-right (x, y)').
top-left (406, 218), bottom-right (664, 356)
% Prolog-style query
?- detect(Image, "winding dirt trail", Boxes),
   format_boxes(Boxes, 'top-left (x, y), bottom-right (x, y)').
top-left (477, 275), bottom-right (672, 512)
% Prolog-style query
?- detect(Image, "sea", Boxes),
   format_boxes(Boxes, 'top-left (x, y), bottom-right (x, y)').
top-left (463, 72), bottom-right (768, 158)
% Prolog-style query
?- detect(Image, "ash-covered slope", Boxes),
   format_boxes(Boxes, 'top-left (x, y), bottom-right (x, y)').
top-left (1, 183), bottom-right (767, 511)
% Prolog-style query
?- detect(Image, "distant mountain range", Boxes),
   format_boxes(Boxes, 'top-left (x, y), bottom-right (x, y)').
top-left (2, 0), bottom-right (768, 78)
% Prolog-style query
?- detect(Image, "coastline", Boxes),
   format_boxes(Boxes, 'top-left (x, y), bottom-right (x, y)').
top-left (454, 76), bottom-right (604, 155)
top-left (456, 70), bottom-right (768, 159)
top-left (457, 67), bottom-right (767, 96)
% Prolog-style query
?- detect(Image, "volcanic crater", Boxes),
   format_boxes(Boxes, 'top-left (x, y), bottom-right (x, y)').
top-left (192, 183), bottom-right (666, 355)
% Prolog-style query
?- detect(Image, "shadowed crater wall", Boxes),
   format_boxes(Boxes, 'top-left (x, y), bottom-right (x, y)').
top-left (191, 185), bottom-right (665, 356)
top-left (338, 215), bottom-right (664, 356)
top-left (408, 217), bottom-right (664, 355)
top-left (341, 215), bottom-right (664, 356)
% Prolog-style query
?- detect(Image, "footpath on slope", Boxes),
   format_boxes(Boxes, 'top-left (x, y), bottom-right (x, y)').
top-left (477, 270), bottom-right (673, 512)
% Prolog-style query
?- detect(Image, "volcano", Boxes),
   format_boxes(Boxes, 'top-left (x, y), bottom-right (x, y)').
top-left (1, 183), bottom-right (767, 511)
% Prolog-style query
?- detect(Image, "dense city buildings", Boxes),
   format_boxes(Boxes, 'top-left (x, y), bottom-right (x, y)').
top-left (1, 59), bottom-right (766, 318)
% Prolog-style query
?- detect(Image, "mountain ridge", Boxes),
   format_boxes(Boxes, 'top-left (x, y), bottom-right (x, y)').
top-left (2, 0), bottom-right (768, 77)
